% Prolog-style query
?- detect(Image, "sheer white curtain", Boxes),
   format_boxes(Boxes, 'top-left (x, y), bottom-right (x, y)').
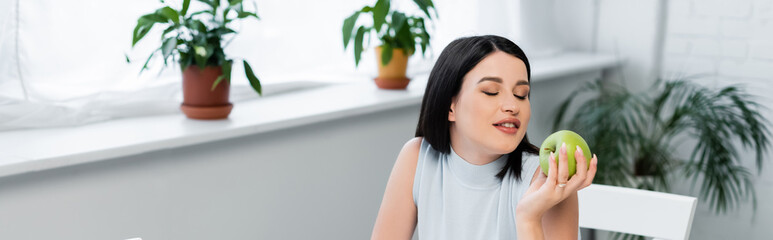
top-left (0, 0), bottom-right (197, 131)
top-left (0, 0), bottom-right (373, 131)
top-left (0, 0), bottom-right (542, 131)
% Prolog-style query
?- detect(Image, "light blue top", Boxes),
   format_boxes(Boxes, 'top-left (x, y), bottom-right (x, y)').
top-left (412, 139), bottom-right (545, 239)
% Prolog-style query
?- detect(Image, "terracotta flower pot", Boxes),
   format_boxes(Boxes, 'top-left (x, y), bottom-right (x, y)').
top-left (180, 65), bottom-right (233, 120)
top-left (374, 46), bottom-right (411, 90)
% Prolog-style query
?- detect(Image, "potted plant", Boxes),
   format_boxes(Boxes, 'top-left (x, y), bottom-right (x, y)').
top-left (552, 78), bottom-right (771, 238)
top-left (130, 0), bottom-right (262, 119)
top-left (342, 0), bottom-right (436, 89)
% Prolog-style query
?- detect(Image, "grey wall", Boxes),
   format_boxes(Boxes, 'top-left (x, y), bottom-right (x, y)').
top-left (0, 106), bottom-right (419, 240)
top-left (0, 68), bottom-right (605, 240)
top-left (528, 71), bottom-right (604, 142)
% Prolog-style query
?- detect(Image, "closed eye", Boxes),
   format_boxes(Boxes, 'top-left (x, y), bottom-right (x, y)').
top-left (483, 91), bottom-right (498, 96)
top-left (515, 95), bottom-right (527, 100)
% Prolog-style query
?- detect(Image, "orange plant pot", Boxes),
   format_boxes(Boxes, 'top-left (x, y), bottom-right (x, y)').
top-left (180, 65), bottom-right (233, 120)
top-left (374, 46), bottom-right (411, 90)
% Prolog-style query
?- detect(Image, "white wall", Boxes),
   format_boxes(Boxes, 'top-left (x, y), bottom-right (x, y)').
top-left (552, 0), bottom-right (773, 238)
top-left (555, 0), bottom-right (666, 92)
top-left (661, 0), bottom-right (773, 239)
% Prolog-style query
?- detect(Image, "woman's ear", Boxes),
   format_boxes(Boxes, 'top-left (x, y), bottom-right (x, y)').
top-left (448, 101), bottom-right (456, 122)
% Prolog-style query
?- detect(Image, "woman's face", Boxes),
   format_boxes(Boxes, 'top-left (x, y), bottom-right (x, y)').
top-left (449, 51), bottom-right (531, 156)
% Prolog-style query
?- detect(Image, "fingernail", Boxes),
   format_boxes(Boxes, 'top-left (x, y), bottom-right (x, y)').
top-left (550, 151), bottom-right (555, 160)
top-left (561, 142), bottom-right (566, 154)
top-left (575, 145), bottom-right (582, 154)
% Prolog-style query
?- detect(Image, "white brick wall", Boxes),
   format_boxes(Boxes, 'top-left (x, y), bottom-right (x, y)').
top-left (661, 0), bottom-right (773, 239)
top-left (662, 0), bottom-right (773, 85)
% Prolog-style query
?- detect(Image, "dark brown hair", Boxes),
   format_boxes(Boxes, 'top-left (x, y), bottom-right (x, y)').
top-left (415, 35), bottom-right (540, 181)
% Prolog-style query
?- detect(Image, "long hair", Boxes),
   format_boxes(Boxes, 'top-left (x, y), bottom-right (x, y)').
top-left (415, 35), bottom-right (540, 180)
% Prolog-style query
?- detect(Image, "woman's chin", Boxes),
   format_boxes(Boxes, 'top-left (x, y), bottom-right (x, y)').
top-left (488, 141), bottom-right (519, 154)
top-left (489, 134), bottom-right (524, 153)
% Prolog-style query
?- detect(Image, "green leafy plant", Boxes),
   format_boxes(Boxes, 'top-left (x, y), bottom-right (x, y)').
top-left (130, 0), bottom-right (262, 94)
top-left (554, 78), bottom-right (771, 239)
top-left (342, 0), bottom-right (436, 67)
top-left (553, 77), bottom-right (771, 215)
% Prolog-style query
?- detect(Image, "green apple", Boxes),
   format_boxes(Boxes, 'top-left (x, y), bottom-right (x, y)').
top-left (539, 130), bottom-right (592, 177)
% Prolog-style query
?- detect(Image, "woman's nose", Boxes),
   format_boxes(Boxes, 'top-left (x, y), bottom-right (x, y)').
top-left (502, 97), bottom-right (518, 114)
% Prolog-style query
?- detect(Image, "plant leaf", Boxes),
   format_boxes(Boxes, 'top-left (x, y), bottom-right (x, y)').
top-left (162, 25), bottom-right (177, 37)
top-left (132, 21), bottom-right (153, 47)
top-left (189, 10), bottom-right (209, 17)
top-left (212, 61), bottom-right (232, 91)
top-left (196, 0), bottom-right (217, 9)
top-left (193, 46), bottom-right (207, 68)
top-left (354, 26), bottom-right (366, 67)
top-left (381, 44), bottom-right (393, 66)
top-left (373, 0), bottom-right (389, 32)
top-left (342, 11), bottom-right (360, 49)
top-left (394, 18), bottom-right (414, 53)
top-left (237, 11), bottom-right (259, 20)
top-left (159, 6), bottom-right (180, 24)
top-left (181, 0), bottom-right (191, 16)
top-left (244, 60), bottom-right (262, 96)
top-left (140, 49), bottom-right (159, 74)
top-left (392, 11), bottom-right (406, 34)
top-left (412, 0), bottom-right (432, 19)
top-left (161, 37), bottom-right (177, 63)
top-left (132, 14), bottom-right (167, 46)
top-left (191, 19), bottom-right (207, 33)
top-left (213, 27), bottom-right (236, 35)
top-left (141, 13), bottom-right (168, 23)
top-left (213, 75), bottom-right (226, 91)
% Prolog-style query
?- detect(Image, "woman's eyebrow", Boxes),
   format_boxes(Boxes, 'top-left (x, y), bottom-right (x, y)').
top-left (477, 77), bottom-right (530, 86)
top-left (478, 77), bottom-right (503, 84)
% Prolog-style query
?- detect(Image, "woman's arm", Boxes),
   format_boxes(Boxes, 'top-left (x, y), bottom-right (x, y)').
top-left (371, 137), bottom-right (422, 240)
top-left (516, 143), bottom-right (598, 240)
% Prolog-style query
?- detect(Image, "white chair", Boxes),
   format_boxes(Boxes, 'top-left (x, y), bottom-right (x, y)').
top-left (578, 184), bottom-right (698, 240)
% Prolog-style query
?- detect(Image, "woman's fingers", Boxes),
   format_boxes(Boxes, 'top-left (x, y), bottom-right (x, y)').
top-left (583, 154), bottom-right (598, 188)
top-left (568, 145), bottom-right (588, 190)
top-left (545, 151), bottom-right (558, 189)
top-left (557, 142), bottom-right (570, 187)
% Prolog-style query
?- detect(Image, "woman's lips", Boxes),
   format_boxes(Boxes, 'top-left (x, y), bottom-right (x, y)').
top-left (493, 118), bottom-right (520, 134)
top-left (494, 124), bottom-right (518, 134)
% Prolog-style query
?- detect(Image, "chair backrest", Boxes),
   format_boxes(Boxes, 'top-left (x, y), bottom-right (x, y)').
top-left (578, 184), bottom-right (698, 240)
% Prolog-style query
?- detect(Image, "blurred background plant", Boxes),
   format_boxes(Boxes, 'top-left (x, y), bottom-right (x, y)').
top-left (130, 0), bottom-right (262, 93)
top-left (553, 77), bottom-right (771, 213)
top-left (553, 77), bottom-right (771, 239)
top-left (341, 0), bottom-right (436, 67)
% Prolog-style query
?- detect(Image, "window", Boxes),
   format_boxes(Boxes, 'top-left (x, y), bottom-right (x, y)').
top-left (0, 0), bottom-right (541, 131)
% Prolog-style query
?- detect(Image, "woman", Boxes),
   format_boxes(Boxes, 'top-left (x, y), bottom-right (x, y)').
top-left (371, 35), bottom-right (599, 240)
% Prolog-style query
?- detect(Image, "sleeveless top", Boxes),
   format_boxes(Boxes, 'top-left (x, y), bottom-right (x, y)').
top-left (412, 139), bottom-right (541, 239)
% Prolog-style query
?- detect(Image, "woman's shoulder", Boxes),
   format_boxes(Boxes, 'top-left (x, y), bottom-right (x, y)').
top-left (401, 137), bottom-right (423, 157)
top-left (390, 137), bottom-right (423, 205)
top-left (393, 137), bottom-right (423, 177)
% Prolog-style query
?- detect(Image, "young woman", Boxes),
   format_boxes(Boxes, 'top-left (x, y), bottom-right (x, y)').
top-left (371, 35), bottom-right (599, 240)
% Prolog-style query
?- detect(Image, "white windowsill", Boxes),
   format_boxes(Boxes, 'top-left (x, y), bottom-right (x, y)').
top-left (0, 52), bottom-right (619, 179)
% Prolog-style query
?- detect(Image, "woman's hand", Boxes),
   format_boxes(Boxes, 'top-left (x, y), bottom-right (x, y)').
top-left (515, 142), bottom-right (598, 238)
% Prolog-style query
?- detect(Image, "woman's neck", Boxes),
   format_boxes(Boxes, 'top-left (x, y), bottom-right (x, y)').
top-left (449, 132), bottom-right (503, 166)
